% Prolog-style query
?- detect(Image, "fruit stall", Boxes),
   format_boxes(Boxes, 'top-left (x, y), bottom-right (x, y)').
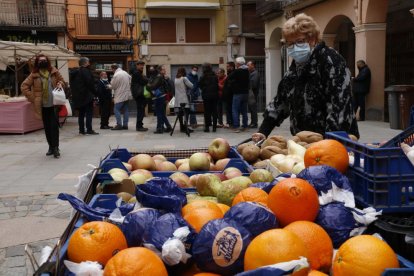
top-left (35, 131), bottom-right (414, 275)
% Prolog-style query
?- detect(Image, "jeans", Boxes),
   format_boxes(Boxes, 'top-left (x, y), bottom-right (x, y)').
top-left (135, 97), bottom-right (146, 129)
top-left (114, 100), bottom-right (129, 127)
top-left (225, 96), bottom-right (233, 126)
top-left (353, 93), bottom-right (366, 120)
top-left (232, 94), bottom-right (248, 128)
top-left (78, 101), bottom-right (93, 132)
top-left (203, 99), bottom-right (218, 128)
top-left (189, 102), bottom-right (197, 125)
top-left (154, 97), bottom-right (171, 130)
top-left (99, 98), bottom-right (111, 127)
top-left (42, 106), bottom-right (59, 148)
top-left (248, 93), bottom-right (258, 125)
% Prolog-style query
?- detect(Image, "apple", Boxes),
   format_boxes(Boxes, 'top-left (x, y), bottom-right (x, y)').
top-left (122, 162), bottom-right (132, 171)
top-left (223, 167), bottom-right (243, 179)
top-left (108, 168), bottom-right (129, 182)
top-left (152, 154), bottom-right (167, 161)
top-left (202, 152), bottom-right (213, 163)
top-left (175, 158), bottom-right (189, 168)
top-left (170, 172), bottom-right (191, 188)
top-left (189, 152), bottom-right (211, 171)
top-left (195, 173), bottom-right (222, 196)
top-left (210, 163), bottom-right (217, 171)
top-left (130, 169), bottom-right (153, 179)
top-left (208, 138), bottom-right (231, 160)
top-left (214, 173), bottom-right (227, 181)
top-left (157, 161), bottom-right (177, 171)
top-left (215, 158), bottom-right (230, 171)
top-left (189, 174), bottom-right (200, 187)
top-left (249, 169), bottom-right (274, 183)
top-left (177, 162), bottom-right (190, 171)
top-left (129, 154), bottom-right (156, 171)
top-left (128, 173), bottom-right (148, 185)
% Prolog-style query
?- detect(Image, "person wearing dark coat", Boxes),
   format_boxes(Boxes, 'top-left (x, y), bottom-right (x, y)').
top-left (186, 65), bottom-right (200, 128)
top-left (70, 57), bottom-right (99, 135)
top-left (352, 60), bottom-right (371, 121)
top-left (252, 13), bottom-right (359, 143)
top-left (96, 71), bottom-right (112, 129)
top-left (222, 62), bottom-right (235, 128)
top-left (199, 63), bottom-right (219, 132)
top-left (131, 61), bottom-right (149, 131)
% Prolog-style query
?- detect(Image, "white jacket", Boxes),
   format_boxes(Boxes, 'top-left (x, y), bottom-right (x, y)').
top-left (111, 68), bottom-right (131, 104)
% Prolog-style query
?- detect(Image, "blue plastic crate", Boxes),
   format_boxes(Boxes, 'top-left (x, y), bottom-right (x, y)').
top-left (326, 131), bottom-right (414, 213)
top-left (383, 255), bottom-right (414, 275)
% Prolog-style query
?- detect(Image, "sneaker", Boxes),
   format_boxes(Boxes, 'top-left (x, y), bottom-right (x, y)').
top-left (136, 127), bottom-right (148, 132)
top-left (100, 125), bottom-right (112, 129)
top-left (122, 126), bottom-right (128, 130)
top-left (153, 130), bottom-right (163, 134)
top-left (79, 131), bottom-right (86, 135)
top-left (86, 130), bottom-right (99, 135)
top-left (111, 125), bottom-right (123, 130)
top-left (249, 124), bottom-right (258, 128)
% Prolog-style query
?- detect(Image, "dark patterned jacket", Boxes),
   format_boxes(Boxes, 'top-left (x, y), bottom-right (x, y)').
top-left (259, 41), bottom-right (359, 138)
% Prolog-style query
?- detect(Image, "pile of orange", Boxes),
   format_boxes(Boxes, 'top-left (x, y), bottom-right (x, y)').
top-left (232, 187), bottom-right (268, 206)
top-left (182, 200), bottom-right (224, 232)
top-left (267, 178), bottom-right (319, 226)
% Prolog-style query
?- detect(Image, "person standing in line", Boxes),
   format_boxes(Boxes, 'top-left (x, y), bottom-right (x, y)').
top-left (247, 60), bottom-right (260, 128)
top-left (96, 71), bottom-right (112, 129)
top-left (21, 54), bottom-right (65, 158)
top-left (216, 68), bottom-right (227, 128)
top-left (252, 13), bottom-right (359, 142)
top-left (130, 61), bottom-right (149, 131)
top-left (147, 65), bottom-right (172, 134)
top-left (110, 64), bottom-right (131, 130)
top-left (228, 57), bottom-right (250, 133)
top-left (174, 67), bottom-right (194, 133)
top-left (186, 65), bottom-right (200, 128)
top-left (199, 63), bottom-right (219, 132)
top-left (222, 61), bottom-right (235, 128)
top-left (70, 57), bottom-right (99, 135)
top-left (352, 60), bottom-right (371, 121)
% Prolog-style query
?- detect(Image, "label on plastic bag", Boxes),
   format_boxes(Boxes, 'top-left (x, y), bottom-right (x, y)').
top-left (212, 227), bottom-right (243, 267)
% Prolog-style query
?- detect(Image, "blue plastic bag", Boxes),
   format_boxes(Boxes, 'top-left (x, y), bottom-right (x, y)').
top-left (58, 193), bottom-right (114, 221)
top-left (136, 177), bottom-right (187, 213)
top-left (297, 165), bottom-right (355, 207)
top-left (192, 219), bottom-right (252, 276)
top-left (121, 208), bottom-right (161, 247)
top-left (224, 202), bottom-right (278, 237)
top-left (250, 182), bottom-right (274, 193)
top-left (235, 257), bottom-right (309, 276)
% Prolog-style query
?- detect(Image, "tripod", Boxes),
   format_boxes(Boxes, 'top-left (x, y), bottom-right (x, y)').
top-left (170, 103), bottom-right (190, 137)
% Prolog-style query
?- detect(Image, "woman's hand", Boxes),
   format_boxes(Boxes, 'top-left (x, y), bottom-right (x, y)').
top-left (56, 81), bottom-right (63, 89)
top-left (252, 132), bottom-right (266, 143)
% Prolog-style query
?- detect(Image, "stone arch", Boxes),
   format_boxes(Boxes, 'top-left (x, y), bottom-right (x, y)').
top-left (265, 27), bottom-right (283, 103)
top-left (364, 0), bottom-right (388, 23)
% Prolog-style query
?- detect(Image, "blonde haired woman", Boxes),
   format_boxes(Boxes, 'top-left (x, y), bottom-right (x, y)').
top-left (253, 13), bottom-right (359, 142)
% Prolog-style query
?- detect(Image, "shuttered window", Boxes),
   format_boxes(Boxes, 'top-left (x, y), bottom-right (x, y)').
top-left (151, 18), bottom-right (177, 43)
top-left (185, 18), bottom-right (210, 43)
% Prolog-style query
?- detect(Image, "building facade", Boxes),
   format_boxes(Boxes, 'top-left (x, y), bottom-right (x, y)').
top-left (258, 0), bottom-right (414, 121)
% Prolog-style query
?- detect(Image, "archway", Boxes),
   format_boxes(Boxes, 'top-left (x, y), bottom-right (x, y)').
top-left (265, 27), bottom-right (283, 105)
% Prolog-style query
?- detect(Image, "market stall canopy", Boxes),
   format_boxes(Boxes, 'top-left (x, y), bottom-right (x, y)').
top-left (0, 40), bottom-right (80, 67)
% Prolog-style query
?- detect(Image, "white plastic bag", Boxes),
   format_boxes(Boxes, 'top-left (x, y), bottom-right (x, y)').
top-left (52, 87), bottom-right (66, 105)
top-left (168, 96), bottom-right (175, 108)
top-left (64, 99), bottom-right (72, 116)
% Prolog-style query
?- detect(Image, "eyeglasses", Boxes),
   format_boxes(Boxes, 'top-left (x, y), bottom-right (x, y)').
top-left (286, 38), bottom-right (308, 49)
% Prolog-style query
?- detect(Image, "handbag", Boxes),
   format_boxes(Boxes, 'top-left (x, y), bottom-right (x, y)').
top-left (64, 99), bottom-right (72, 116)
top-left (52, 87), bottom-right (66, 105)
top-left (168, 96), bottom-right (175, 108)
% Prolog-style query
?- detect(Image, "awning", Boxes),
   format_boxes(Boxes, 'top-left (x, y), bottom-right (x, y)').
top-left (0, 40), bottom-right (80, 66)
top-left (145, 1), bottom-right (220, 9)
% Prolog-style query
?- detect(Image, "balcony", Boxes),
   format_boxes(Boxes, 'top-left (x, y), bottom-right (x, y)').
top-left (73, 14), bottom-right (129, 37)
top-left (256, 0), bottom-right (284, 20)
top-left (0, 2), bottom-right (65, 29)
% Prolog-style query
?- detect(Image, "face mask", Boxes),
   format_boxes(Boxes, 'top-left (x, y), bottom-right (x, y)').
top-left (192, 71), bottom-right (197, 76)
top-left (39, 61), bottom-right (48, 68)
top-left (287, 43), bottom-right (311, 64)
top-left (102, 78), bottom-right (108, 81)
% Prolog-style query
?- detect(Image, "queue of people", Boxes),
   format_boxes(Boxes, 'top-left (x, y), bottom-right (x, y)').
top-left (21, 13), bottom-right (366, 159)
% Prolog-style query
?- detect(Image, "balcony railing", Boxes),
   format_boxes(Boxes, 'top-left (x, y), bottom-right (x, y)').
top-left (74, 14), bottom-right (129, 37)
top-left (256, 0), bottom-right (283, 19)
top-left (0, 2), bottom-right (65, 28)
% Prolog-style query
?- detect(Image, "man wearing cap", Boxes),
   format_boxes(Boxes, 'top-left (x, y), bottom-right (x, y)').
top-left (110, 63), bottom-right (131, 130)
top-left (131, 61), bottom-right (149, 131)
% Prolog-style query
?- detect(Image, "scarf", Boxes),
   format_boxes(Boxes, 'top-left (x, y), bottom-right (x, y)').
top-left (39, 69), bottom-right (50, 104)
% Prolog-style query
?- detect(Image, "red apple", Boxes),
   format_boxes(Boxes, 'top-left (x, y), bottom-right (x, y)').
top-left (122, 162), bottom-right (132, 171)
top-left (175, 158), bottom-right (189, 168)
top-left (215, 158), bottom-right (230, 171)
top-left (223, 167), bottom-right (243, 179)
top-left (178, 162), bottom-right (190, 171)
top-left (214, 173), bottom-right (227, 181)
top-left (129, 154), bottom-right (156, 171)
top-left (157, 161), bottom-right (177, 171)
top-left (152, 154), bottom-right (167, 161)
top-left (170, 172), bottom-right (191, 188)
top-left (130, 169), bottom-right (153, 179)
top-left (189, 152), bottom-right (211, 171)
top-left (249, 169), bottom-right (274, 183)
top-left (208, 138), bottom-right (231, 160)
top-left (189, 174), bottom-right (200, 187)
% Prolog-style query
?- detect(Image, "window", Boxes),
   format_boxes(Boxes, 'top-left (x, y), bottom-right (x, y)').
top-left (185, 18), bottom-right (210, 43)
top-left (151, 18), bottom-right (177, 43)
top-left (17, 0), bottom-right (47, 26)
top-left (87, 0), bottom-right (112, 18)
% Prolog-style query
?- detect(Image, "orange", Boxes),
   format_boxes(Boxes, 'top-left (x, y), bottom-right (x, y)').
top-left (284, 221), bottom-right (333, 272)
top-left (244, 229), bottom-right (309, 276)
top-left (308, 271), bottom-right (328, 276)
top-left (333, 235), bottom-right (399, 276)
top-left (216, 203), bottom-right (230, 214)
top-left (193, 273), bottom-right (221, 276)
top-left (232, 187), bottom-right (268, 206)
top-left (103, 247), bottom-right (168, 276)
top-left (183, 207), bottom-right (224, 232)
top-left (67, 221), bottom-right (127, 265)
top-left (182, 200), bottom-right (222, 217)
top-left (304, 139), bottom-right (349, 173)
top-left (267, 178), bottom-right (319, 226)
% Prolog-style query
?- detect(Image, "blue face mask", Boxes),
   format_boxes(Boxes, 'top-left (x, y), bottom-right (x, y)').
top-left (287, 43), bottom-right (311, 64)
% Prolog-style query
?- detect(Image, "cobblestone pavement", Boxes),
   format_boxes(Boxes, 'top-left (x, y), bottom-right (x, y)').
top-left (0, 193), bottom-right (71, 275)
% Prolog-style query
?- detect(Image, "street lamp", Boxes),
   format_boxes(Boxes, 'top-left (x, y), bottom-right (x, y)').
top-left (139, 16), bottom-right (150, 43)
top-left (228, 24), bottom-right (240, 60)
top-left (112, 17), bottom-right (122, 39)
top-left (125, 9), bottom-right (136, 41)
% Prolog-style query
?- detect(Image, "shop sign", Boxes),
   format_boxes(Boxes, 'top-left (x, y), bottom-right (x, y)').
top-left (74, 41), bottom-right (132, 54)
top-left (0, 31), bottom-right (57, 44)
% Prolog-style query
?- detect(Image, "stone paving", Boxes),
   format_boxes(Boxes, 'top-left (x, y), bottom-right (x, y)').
top-left (0, 193), bottom-right (70, 275)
